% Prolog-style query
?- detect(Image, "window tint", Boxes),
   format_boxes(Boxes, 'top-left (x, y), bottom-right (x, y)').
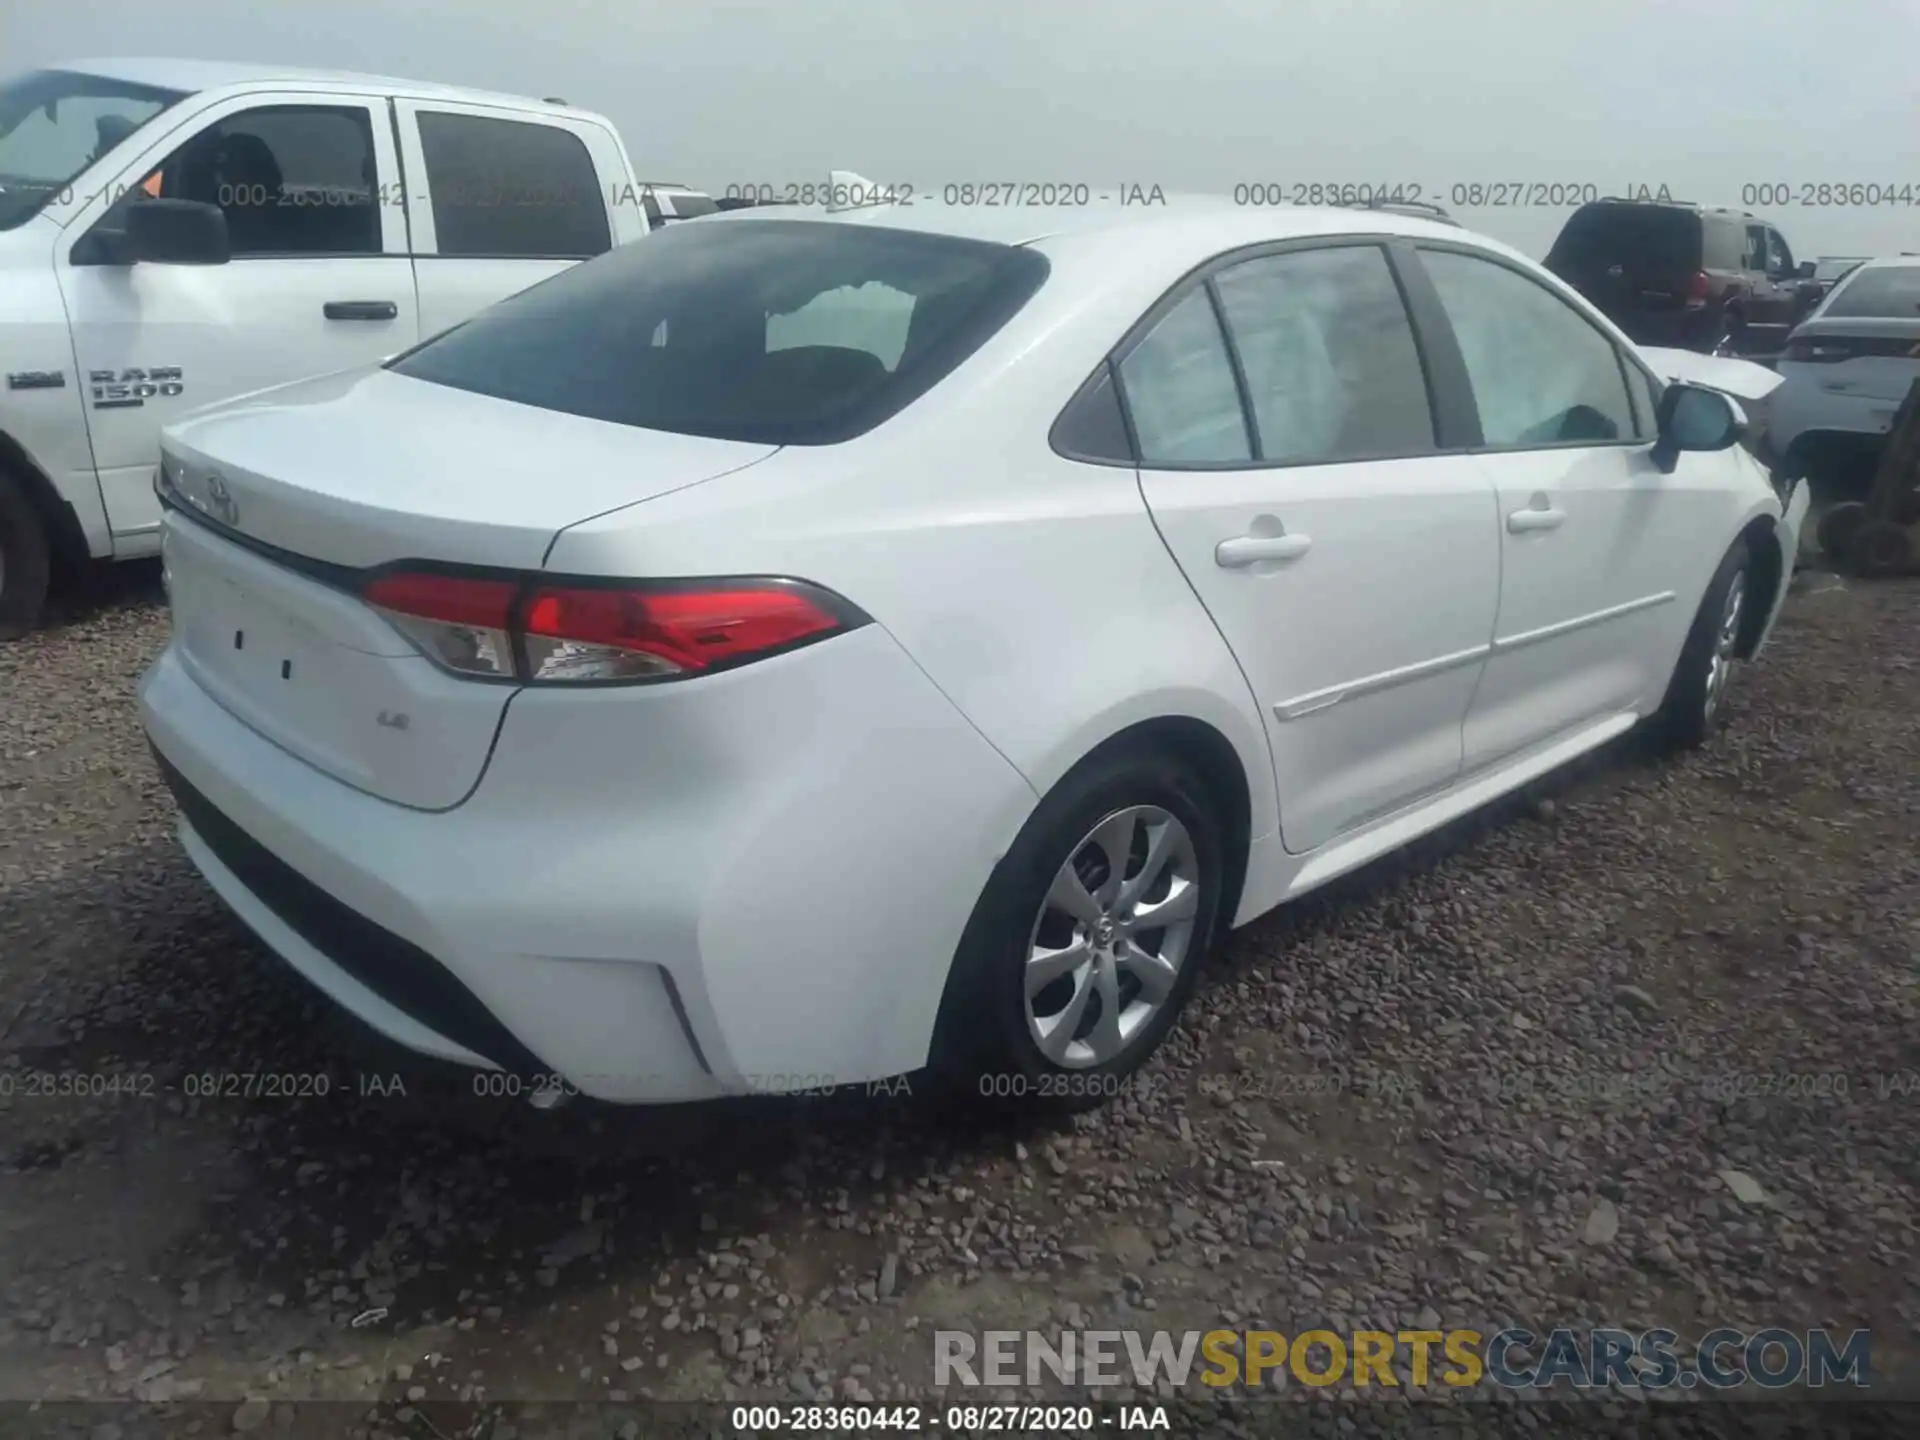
top-left (1822, 265), bottom-right (1920, 318)
top-left (1742, 226), bottom-right (1768, 272)
top-left (389, 218), bottom-right (1050, 445)
top-left (416, 112), bottom-right (610, 258)
top-left (131, 105), bottom-right (381, 256)
top-left (1116, 290), bottom-right (1251, 465)
top-left (1420, 249), bottom-right (1635, 447)
top-left (1212, 246), bottom-right (1432, 463)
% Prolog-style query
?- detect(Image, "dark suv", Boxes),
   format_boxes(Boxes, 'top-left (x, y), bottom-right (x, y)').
top-left (1545, 199), bottom-right (1819, 356)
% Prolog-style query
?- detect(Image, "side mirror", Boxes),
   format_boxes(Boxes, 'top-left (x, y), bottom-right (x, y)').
top-left (1650, 382), bottom-right (1741, 474)
top-left (1795, 260), bottom-right (1816, 279)
top-left (125, 199), bottom-right (231, 265)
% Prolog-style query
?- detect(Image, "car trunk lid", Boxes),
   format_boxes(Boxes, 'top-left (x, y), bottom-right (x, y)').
top-left (1782, 315), bottom-right (1920, 401)
top-left (158, 367), bottom-right (779, 809)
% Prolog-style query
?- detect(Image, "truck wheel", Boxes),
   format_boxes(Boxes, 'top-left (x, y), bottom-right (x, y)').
top-left (1847, 520), bottom-right (1912, 580)
top-left (0, 470), bottom-right (52, 642)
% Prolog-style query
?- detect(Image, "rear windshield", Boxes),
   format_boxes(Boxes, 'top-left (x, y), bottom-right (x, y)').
top-left (1822, 265), bottom-right (1920, 319)
top-left (389, 218), bottom-right (1050, 444)
top-left (1548, 205), bottom-right (1700, 275)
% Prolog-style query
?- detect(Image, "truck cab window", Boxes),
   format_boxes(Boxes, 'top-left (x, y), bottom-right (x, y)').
top-left (121, 105), bottom-right (382, 257)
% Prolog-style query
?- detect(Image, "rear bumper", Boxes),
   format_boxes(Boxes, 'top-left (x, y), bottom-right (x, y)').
top-left (1768, 373), bottom-right (1908, 457)
top-left (140, 624), bottom-right (1037, 1103)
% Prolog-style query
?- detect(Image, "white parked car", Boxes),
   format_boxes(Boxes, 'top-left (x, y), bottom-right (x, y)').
top-left (139, 201), bottom-right (1808, 1113)
top-left (1770, 255), bottom-right (1920, 478)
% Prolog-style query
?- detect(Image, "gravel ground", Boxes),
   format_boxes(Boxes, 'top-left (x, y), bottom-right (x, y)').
top-left (1, 554), bottom-right (1916, 1435)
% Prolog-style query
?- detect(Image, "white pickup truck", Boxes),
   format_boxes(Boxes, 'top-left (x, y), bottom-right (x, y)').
top-left (0, 58), bottom-right (715, 636)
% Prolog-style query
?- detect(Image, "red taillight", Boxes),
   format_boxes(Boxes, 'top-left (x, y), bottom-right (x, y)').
top-left (361, 569), bottom-right (857, 684)
top-left (363, 572), bottom-right (519, 678)
top-left (1686, 270), bottom-right (1711, 302)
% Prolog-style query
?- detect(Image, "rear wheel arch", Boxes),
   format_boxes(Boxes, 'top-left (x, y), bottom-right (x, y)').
top-left (1050, 716), bottom-right (1254, 934)
top-left (0, 428), bottom-right (90, 577)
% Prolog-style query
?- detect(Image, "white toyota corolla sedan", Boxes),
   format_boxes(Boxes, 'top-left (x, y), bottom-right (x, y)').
top-left (140, 199), bottom-right (1808, 1113)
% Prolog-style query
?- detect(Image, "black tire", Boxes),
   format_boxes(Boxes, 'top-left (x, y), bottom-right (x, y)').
top-left (1648, 539), bottom-right (1752, 754)
top-left (1817, 501), bottom-right (1869, 564)
top-left (929, 746), bottom-right (1225, 1117)
top-left (0, 470), bottom-right (52, 642)
top-left (1848, 519), bottom-right (1912, 580)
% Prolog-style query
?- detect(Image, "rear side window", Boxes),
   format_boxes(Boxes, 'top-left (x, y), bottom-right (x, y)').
top-left (415, 111), bottom-right (610, 258)
top-left (389, 218), bottom-right (1050, 444)
top-left (1700, 218), bottom-right (1746, 271)
top-left (1212, 245), bottom-right (1433, 463)
top-left (1548, 205), bottom-right (1701, 277)
top-left (1822, 265), bottom-right (1920, 319)
top-left (1116, 289), bottom-right (1253, 465)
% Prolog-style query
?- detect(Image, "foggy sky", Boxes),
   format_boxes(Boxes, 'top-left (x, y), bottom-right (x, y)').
top-left (7, 0), bottom-right (1918, 259)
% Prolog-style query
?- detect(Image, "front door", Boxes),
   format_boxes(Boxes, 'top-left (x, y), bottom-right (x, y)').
top-left (56, 93), bottom-right (418, 549)
top-left (1125, 241), bottom-right (1501, 854)
top-left (1409, 244), bottom-right (1695, 770)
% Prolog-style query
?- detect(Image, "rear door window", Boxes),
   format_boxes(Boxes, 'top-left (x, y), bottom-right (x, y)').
top-left (389, 218), bottom-right (1050, 444)
top-left (415, 111), bottom-right (611, 258)
top-left (1115, 289), bottom-right (1253, 465)
top-left (1210, 244), bottom-right (1434, 463)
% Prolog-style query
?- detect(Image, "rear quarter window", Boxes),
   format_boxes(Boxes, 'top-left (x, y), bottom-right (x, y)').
top-left (388, 218), bottom-right (1050, 444)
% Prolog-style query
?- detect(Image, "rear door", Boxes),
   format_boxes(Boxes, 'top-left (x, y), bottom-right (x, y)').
top-left (392, 99), bottom-right (640, 337)
top-left (58, 92), bottom-right (419, 549)
top-left (1408, 243), bottom-right (1700, 769)
top-left (1125, 239), bottom-right (1501, 854)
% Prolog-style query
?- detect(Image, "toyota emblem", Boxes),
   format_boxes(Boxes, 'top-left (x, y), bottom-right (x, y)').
top-left (205, 473), bottom-right (239, 527)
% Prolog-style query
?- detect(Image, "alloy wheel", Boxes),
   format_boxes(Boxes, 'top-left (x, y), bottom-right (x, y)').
top-left (1704, 572), bottom-right (1745, 721)
top-left (1023, 805), bottom-right (1200, 1068)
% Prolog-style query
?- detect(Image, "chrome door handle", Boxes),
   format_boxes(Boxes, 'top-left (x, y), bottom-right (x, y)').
top-left (1507, 506), bottom-right (1567, 534)
top-left (1215, 532), bottom-right (1313, 568)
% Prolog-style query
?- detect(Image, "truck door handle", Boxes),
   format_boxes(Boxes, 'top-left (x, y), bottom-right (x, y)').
top-left (1215, 532), bottom-right (1313, 568)
top-left (323, 300), bottom-right (399, 321)
top-left (1507, 504), bottom-right (1567, 534)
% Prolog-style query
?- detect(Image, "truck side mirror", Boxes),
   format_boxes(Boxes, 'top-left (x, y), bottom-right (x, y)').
top-left (1795, 260), bottom-right (1816, 279)
top-left (125, 199), bottom-right (232, 265)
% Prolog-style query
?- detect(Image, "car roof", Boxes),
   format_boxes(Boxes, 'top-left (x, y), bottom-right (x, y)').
top-left (695, 195), bottom-right (1497, 261)
top-left (1853, 254), bottom-right (1920, 270)
top-left (55, 56), bottom-right (594, 118)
